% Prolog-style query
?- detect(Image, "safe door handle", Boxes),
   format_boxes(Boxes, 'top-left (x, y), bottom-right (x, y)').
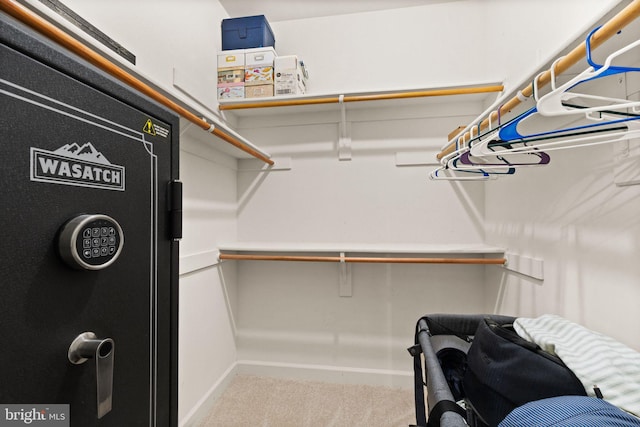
top-left (68, 332), bottom-right (114, 418)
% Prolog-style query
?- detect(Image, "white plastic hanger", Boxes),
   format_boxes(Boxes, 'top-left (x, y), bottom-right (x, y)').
top-left (537, 30), bottom-right (640, 117)
top-left (468, 64), bottom-right (640, 158)
top-left (431, 132), bottom-right (508, 180)
top-left (438, 134), bottom-right (517, 176)
top-left (470, 116), bottom-right (640, 156)
top-left (451, 114), bottom-right (552, 170)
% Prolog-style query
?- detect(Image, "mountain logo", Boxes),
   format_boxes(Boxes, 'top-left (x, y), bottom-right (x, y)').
top-left (30, 142), bottom-right (125, 191)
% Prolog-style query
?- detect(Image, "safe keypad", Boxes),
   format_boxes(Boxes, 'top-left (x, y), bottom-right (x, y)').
top-left (59, 214), bottom-right (123, 270)
top-left (81, 226), bottom-right (118, 259)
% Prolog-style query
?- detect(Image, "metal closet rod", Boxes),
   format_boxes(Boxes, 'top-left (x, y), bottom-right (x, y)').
top-left (219, 85), bottom-right (505, 110)
top-left (219, 253), bottom-right (506, 265)
top-left (436, 0), bottom-right (640, 160)
top-left (0, 0), bottom-right (274, 165)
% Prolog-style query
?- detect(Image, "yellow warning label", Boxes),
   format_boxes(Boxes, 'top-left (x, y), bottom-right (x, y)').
top-left (143, 119), bottom-right (156, 136)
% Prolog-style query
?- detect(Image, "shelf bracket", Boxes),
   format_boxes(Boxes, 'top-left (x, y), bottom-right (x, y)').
top-left (338, 252), bottom-right (352, 297)
top-left (504, 253), bottom-right (544, 281)
top-left (338, 95), bottom-right (352, 161)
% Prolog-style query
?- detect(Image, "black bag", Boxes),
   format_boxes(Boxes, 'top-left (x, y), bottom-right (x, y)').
top-left (436, 347), bottom-right (467, 402)
top-left (462, 318), bottom-right (587, 427)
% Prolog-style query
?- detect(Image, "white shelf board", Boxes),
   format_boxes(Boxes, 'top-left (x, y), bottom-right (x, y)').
top-left (218, 81), bottom-right (504, 119)
top-left (218, 242), bottom-right (505, 255)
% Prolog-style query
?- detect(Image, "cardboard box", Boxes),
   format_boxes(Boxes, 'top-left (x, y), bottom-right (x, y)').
top-left (245, 84), bottom-right (274, 98)
top-left (217, 83), bottom-right (244, 99)
top-left (275, 55), bottom-right (307, 96)
top-left (221, 15), bottom-right (275, 50)
top-left (275, 79), bottom-right (305, 96)
top-left (274, 55), bottom-right (299, 71)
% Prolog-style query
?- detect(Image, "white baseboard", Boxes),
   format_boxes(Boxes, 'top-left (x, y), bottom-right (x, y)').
top-left (236, 360), bottom-right (414, 390)
top-left (179, 363), bottom-right (238, 427)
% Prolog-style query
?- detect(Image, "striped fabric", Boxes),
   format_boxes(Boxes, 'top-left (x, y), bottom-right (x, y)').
top-left (499, 396), bottom-right (640, 427)
top-left (514, 314), bottom-right (640, 417)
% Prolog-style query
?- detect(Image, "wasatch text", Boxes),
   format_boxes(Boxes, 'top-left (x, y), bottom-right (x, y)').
top-left (37, 157), bottom-right (121, 184)
top-left (30, 143), bottom-right (125, 191)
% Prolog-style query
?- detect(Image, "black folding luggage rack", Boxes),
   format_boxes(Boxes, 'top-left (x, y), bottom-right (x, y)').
top-left (408, 314), bottom-right (515, 427)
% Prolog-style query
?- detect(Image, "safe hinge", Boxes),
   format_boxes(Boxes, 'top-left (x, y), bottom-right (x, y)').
top-left (169, 180), bottom-right (183, 241)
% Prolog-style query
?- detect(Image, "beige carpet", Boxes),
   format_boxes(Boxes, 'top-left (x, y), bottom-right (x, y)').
top-left (198, 375), bottom-right (415, 427)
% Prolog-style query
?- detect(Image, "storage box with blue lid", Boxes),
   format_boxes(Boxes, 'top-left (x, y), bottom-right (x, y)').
top-left (222, 15), bottom-right (275, 50)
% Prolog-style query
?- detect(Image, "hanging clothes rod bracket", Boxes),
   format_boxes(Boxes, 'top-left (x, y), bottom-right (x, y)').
top-left (338, 252), bottom-right (352, 297)
top-left (338, 94), bottom-right (352, 161)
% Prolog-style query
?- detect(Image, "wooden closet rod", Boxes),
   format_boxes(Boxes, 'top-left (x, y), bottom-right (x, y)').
top-left (219, 253), bottom-right (506, 265)
top-left (0, 0), bottom-right (274, 165)
top-left (436, 0), bottom-right (640, 160)
top-left (219, 85), bottom-right (504, 110)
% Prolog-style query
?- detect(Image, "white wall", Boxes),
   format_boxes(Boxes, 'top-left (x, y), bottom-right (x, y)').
top-left (271, 2), bottom-right (492, 94)
top-left (234, 261), bottom-right (488, 383)
top-left (178, 131), bottom-right (239, 424)
top-left (60, 0), bottom-right (225, 112)
top-left (270, 0), bottom-right (619, 95)
top-left (485, 146), bottom-right (640, 351)
top-left (232, 115), bottom-right (488, 386)
top-left (236, 119), bottom-right (486, 244)
top-left (481, 0), bottom-right (621, 94)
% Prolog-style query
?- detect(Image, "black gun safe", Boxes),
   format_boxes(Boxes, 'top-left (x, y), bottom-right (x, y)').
top-left (0, 11), bottom-right (179, 427)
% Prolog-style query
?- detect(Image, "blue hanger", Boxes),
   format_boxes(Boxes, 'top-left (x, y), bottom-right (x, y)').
top-left (496, 106), bottom-right (640, 141)
top-left (469, 26), bottom-right (640, 146)
top-left (584, 26), bottom-right (640, 80)
top-left (472, 117), bottom-right (640, 156)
